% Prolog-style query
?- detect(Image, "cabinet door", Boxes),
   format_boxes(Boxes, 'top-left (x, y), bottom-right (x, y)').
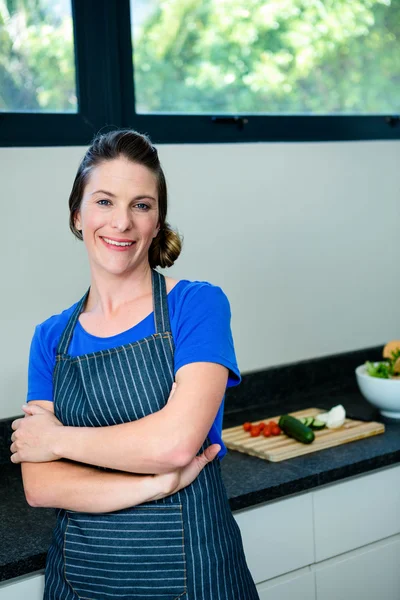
top-left (234, 492), bottom-right (314, 584)
top-left (313, 464), bottom-right (400, 561)
top-left (0, 573), bottom-right (44, 600)
top-left (314, 535), bottom-right (400, 600)
top-left (257, 567), bottom-right (315, 600)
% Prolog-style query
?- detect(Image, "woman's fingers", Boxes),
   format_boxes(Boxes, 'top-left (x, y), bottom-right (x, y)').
top-left (174, 444), bottom-right (221, 493)
top-left (155, 443), bottom-right (221, 500)
top-left (197, 443), bottom-right (221, 465)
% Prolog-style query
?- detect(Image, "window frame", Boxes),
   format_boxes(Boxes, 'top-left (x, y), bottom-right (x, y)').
top-left (0, 0), bottom-right (399, 147)
top-left (0, 0), bottom-right (123, 147)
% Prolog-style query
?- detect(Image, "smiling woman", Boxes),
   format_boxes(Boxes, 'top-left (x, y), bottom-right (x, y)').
top-left (13, 129), bottom-right (260, 600)
top-left (74, 158), bottom-right (160, 279)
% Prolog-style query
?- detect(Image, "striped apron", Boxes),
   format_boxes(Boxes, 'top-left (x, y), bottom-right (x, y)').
top-left (43, 269), bottom-right (260, 600)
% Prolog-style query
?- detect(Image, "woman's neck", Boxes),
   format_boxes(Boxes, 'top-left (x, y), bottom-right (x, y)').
top-left (84, 263), bottom-right (153, 320)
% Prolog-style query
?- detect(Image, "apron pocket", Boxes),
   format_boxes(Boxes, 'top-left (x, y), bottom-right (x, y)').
top-left (64, 503), bottom-right (187, 600)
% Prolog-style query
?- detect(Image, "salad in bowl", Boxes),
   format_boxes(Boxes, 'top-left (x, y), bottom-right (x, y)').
top-left (356, 340), bottom-right (400, 419)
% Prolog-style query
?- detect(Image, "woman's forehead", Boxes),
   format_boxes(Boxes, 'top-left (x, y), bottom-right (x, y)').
top-left (87, 158), bottom-right (157, 194)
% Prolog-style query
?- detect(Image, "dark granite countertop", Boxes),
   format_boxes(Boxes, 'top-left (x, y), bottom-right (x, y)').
top-left (1, 345), bottom-right (399, 583)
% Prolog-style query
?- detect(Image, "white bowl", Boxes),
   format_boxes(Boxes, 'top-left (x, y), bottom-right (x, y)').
top-left (355, 363), bottom-right (400, 419)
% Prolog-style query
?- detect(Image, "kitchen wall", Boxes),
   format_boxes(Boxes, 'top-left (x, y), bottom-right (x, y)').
top-left (1, 140), bottom-right (399, 419)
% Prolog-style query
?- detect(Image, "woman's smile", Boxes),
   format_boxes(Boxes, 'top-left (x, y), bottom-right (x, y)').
top-left (100, 236), bottom-right (137, 251)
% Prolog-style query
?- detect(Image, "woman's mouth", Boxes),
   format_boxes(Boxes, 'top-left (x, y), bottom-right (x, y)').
top-left (100, 236), bottom-right (136, 251)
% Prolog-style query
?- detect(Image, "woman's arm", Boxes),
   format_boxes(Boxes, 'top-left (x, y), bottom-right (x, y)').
top-left (22, 459), bottom-right (159, 513)
top-left (21, 402), bottom-right (220, 512)
top-left (14, 363), bottom-right (229, 474)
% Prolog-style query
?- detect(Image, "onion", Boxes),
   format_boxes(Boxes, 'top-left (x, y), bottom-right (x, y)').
top-left (317, 404), bottom-right (346, 429)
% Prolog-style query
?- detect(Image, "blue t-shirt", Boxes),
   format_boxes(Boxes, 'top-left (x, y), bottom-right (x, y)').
top-left (27, 279), bottom-right (241, 460)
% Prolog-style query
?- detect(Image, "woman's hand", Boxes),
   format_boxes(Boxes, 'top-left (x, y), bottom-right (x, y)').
top-left (151, 443), bottom-right (221, 500)
top-left (10, 404), bottom-right (63, 464)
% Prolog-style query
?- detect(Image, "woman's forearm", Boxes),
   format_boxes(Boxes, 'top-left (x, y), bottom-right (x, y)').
top-left (17, 365), bottom-right (226, 474)
top-left (21, 459), bottom-right (169, 513)
top-left (53, 406), bottom-right (188, 475)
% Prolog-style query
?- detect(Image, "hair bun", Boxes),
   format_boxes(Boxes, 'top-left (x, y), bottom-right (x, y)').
top-left (149, 223), bottom-right (183, 269)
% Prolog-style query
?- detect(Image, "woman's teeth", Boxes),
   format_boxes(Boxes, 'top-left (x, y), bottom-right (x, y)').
top-left (102, 237), bottom-right (134, 247)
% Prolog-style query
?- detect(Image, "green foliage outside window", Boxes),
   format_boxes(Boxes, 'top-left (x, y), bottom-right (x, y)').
top-left (1, 0), bottom-right (399, 116)
top-left (0, 0), bottom-right (76, 112)
top-left (133, 0), bottom-right (400, 114)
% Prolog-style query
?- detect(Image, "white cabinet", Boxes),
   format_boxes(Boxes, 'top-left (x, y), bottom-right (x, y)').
top-left (234, 492), bottom-right (314, 583)
top-left (313, 464), bottom-right (400, 561)
top-left (0, 572), bottom-right (44, 600)
top-left (314, 534), bottom-right (400, 600)
top-left (234, 464), bottom-right (400, 598)
top-left (256, 567), bottom-right (315, 600)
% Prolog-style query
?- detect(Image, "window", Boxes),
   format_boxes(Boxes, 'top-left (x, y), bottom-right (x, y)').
top-left (1, 0), bottom-right (76, 113)
top-left (1, 0), bottom-right (399, 146)
top-left (131, 0), bottom-right (400, 117)
top-left (0, 0), bottom-right (123, 146)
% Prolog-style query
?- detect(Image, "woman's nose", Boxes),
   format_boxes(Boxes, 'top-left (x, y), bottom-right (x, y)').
top-left (112, 209), bottom-right (132, 232)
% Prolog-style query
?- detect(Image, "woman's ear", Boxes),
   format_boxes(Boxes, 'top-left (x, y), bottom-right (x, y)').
top-left (74, 211), bottom-right (82, 232)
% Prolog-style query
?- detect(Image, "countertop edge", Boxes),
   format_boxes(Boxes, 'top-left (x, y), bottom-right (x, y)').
top-left (2, 450), bottom-right (399, 584)
top-left (228, 449), bottom-right (400, 511)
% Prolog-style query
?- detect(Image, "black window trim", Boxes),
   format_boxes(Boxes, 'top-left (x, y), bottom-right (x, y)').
top-left (0, 0), bottom-right (399, 147)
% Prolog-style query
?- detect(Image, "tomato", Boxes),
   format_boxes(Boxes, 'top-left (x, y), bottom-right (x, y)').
top-left (271, 426), bottom-right (281, 436)
top-left (250, 426), bottom-right (261, 437)
top-left (258, 422), bottom-right (265, 430)
top-left (263, 427), bottom-right (271, 437)
top-left (243, 422), bottom-right (252, 432)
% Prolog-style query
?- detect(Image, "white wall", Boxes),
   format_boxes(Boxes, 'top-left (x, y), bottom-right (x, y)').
top-left (1, 140), bottom-right (399, 419)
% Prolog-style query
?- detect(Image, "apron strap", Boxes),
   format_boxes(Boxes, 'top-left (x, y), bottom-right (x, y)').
top-left (56, 269), bottom-right (171, 355)
top-left (56, 288), bottom-right (90, 356)
top-left (152, 269), bottom-right (172, 334)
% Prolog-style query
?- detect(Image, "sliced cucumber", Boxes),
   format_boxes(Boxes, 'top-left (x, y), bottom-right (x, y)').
top-left (304, 417), bottom-right (314, 427)
top-left (310, 418), bottom-right (326, 430)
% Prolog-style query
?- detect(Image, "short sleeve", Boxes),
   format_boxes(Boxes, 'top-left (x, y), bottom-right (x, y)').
top-left (173, 283), bottom-right (241, 388)
top-left (27, 325), bottom-right (54, 402)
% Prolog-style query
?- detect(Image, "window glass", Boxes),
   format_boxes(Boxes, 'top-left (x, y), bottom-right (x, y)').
top-left (131, 0), bottom-right (400, 115)
top-left (0, 0), bottom-right (76, 113)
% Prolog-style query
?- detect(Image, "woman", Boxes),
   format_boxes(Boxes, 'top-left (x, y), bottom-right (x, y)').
top-left (11, 130), bottom-right (260, 600)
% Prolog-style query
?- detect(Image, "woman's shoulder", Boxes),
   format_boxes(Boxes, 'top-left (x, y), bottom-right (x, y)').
top-left (166, 276), bottom-right (230, 314)
top-left (166, 275), bottom-right (225, 295)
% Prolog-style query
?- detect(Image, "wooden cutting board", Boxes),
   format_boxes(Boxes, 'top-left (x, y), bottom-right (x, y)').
top-left (222, 407), bottom-right (385, 462)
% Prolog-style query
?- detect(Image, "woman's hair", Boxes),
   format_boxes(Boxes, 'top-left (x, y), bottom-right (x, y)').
top-left (68, 129), bottom-right (182, 269)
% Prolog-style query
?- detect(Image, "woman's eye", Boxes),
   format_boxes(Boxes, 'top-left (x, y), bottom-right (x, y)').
top-left (135, 203), bottom-right (150, 211)
top-left (97, 199), bottom-right (111, 206)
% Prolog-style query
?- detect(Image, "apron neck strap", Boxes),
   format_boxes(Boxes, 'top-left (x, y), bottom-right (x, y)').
top-left (56, 269), bottom-right (171, 356)
top-left (152, 269), bottom-right (171, 334)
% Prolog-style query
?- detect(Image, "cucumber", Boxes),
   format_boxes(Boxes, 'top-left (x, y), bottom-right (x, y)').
top-left (278, 414), bottom-right (315, 444)
top-left (297, 416), bottom-right (326, 430)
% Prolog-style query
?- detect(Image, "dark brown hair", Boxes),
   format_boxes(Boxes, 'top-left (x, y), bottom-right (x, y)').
top-left (68, 129), bottom-right (182, 268)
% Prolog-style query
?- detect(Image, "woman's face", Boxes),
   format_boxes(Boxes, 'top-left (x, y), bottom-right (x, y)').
top-left (75, 157), bottom-right (160, 277)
